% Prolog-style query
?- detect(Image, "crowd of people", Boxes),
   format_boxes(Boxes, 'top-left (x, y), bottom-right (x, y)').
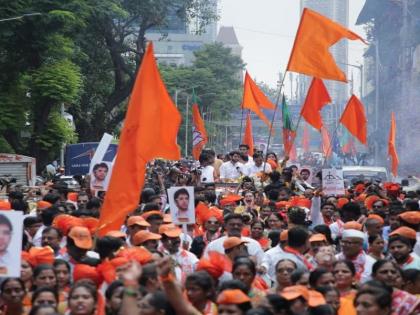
top-left (0, 144), bottom-right (419, 315)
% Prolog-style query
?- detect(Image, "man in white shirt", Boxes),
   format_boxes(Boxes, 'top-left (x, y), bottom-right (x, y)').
top-left (204, 213), bottom-right (264, 263)
top-left (246, 153), bottom-right (272, 177)
top-left (198, 151), bottom-right (215, 183)
top-left (219, 151), bottom-right (245, 181)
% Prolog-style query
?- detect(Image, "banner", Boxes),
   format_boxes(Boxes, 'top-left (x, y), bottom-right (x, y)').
top-left (322, 168), bottom-right (345, 195)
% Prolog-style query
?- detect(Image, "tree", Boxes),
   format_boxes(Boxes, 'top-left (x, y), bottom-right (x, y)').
top-left (72, 0), bottom-right (217, 141)
top-left (160, 43), bottom-right (245, 155)
top-left (0, 1), bottom-right (86, 167)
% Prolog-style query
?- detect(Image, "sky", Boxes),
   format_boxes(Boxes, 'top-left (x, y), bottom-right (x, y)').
top-left (219, 0), bottom-right (367, 91)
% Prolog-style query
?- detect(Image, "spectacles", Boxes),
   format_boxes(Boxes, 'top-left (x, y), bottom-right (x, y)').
top-left (207, 220), bottom-right (219, 224)
top-left (341, 240), bottom-right (361, 246)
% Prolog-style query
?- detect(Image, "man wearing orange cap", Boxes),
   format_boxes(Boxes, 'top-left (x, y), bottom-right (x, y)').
top-left (132, 230), bottom-right (161, 253)
top-left (159, 224), bottom-right (198, 282)
top-left (58, 226), bottom-right (99, 269)
top-left (399, 211), bottom-right (420, 257)
top-left (125, 215), bottom-right (150, 246)
top-left (203, 214), bottom-right (264, 264)
top-left (223, 237), bottom-right (249, 262)
top-left (389, 227), bottom-right (420, 270)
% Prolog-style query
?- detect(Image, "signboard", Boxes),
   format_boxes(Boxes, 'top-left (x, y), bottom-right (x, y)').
top-left (0, 211), bottom-right (23, 277)
top-left (322, 168), bottom-right (345, 196)
top-left (65, 142), bottom-right (118, 176)
top-left (168, 186), bottom-right (195, 225)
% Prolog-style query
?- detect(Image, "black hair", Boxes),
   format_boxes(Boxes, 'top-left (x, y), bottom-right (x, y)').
top-left (291, 270), bottom-right (307, 285)
top-left (308, 305), bottom-right (335, 315)
top-left (368, 234), bottom-right (383, 245)
top-left (341, 202), bottom-right (361, 217)
top-left (265, 294), bottom-right (291, 314)
top-left (246, 307), bottom-right (274, 315)
top-left (229, 150), bottom-right (241, 157)
top-left (139, 263), bottom-right (158, 286)
top-left (321, 202), bottom-right (336, 211)
top-left (252, 153), bottom-right (264, 160)
top-left (312, 225), bottom-right (333, 245)
top-left (41, 206), bottom-right (60, 226)
top-left (186, 271), bottom-right (215, 293)
top-left (224, 213), bottom-right (244, 223)
top-left (42, 226), bottom-right (63, 239)
top-left (43, 193), bottom-right (60, 204)
top-left (24, 216), bottom-right (42, 228)
top-left (287, 226), bottom-right (309, 248)
top-left (143, 203), bottom-right (160, 212)
top-left (86, 197), bottom-right (101, 210)
top-left (232, 257), bottom-right (256, 277)
top-left (402, 268), bottom-right (420, 283)
top-left (309, 268), bottom-right (331, 289)
top-left (105, 280), bottom-right (124, 300)
top-left (388, 235), bottom-right (415, 249)
top-left (275, 259), bottom-right (297, 272)
top-left (404, 199), bottom-right (419, 211)
top-left (287, 207), bottom-right (307, 226)
top-left (53, 259), bottom-right (71, 272)
top-left (316, 285), bottom-right (340, 296)
top-left (0, 214), bottom-right (12, 231)
top-left (267, 230), bottom-right (280, 248)
top-left (31, 287), bottom-right (59, 305)
top-left (69, 281), bottom-right (97, 304)
top-left (141, 188), bottom-right (156, 204)
top-left (34, 264), bottom-right (55, 279)
top-left (146, 291), bottom-right (176, 315)
top-left (0, 278), bottom-right (25, 293)
top-left (95, 236), bottom-right (125, 260)
top-left (266, 152), bottom-right (277, 160)
top-left (333, 260), bottom-right (356, 276)
top-left (173, 188), bottom-right (190, 200)
top-left (354, 287), bottom-right (392, 310)
top-left (372, 259), bottom-right (400, 277)
top-left (217, 279), bottom-right (248, 295)
top-left (268, 171), bottom-right (281, 182)
top-left (204, 191), bottom-right (217, 204)
top-left (93, 162), bottom-right (108, 172)
top-left (199, 152), bottom-right (211, 164)
top-left (239, 144), bottom-right (250, 149)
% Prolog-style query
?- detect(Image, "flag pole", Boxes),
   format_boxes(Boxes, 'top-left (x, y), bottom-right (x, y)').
top-left (323, 123), bottom-right (340, 167)
top-left (239, 108), bottom-right (245, 143)
top-left (265, 72), bottom-right (288, 154)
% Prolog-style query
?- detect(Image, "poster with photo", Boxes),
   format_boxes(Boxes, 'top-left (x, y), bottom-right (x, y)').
top-left (0, 211), bottom-right (23, 277)
top-left (168, 186), bottom-right (195, 225)
top-left (89, 133), bottom-right (114, 196)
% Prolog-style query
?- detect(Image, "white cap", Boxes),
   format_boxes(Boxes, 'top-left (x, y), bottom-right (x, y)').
top-left (342, 229), bottom-right (365, 240)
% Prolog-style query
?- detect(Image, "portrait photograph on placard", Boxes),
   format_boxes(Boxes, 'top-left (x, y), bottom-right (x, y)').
top-left (0, 211), bottom-right (23, 278)
top-left (168, 186), bottom-right (195, 224)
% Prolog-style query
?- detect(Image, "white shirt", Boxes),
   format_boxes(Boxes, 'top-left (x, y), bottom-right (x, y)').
top-left (171, 249), bottom-right (199, 282)
top-left (246, 162), bottom-right (272, 177)
top-left (261, 246), bottom-right (307, 282)
top-left (200, 165), bottom-right (214, 183)
top-left (33, 225), bottom-right (46, 247)
top-left (203, 236), bottom-right (264, 264)
top-left (220, 162), bottom-right (245, 180)
top-left (335, 252), bottom-right (375, 283)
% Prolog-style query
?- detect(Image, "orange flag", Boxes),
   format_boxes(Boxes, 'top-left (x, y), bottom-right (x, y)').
top-left (287, 8), bottom-right (365, 82)
top-left (192, 101), bottom-right (208, 161)
top-left (301, 78), bottom-right (331, 130)
top-left (321, 127), bottom-right (332, 157)
top-left (243, 112), bottom-right (254, 155)
top-left (388, 112), bottom-right (399, 177)
top-left (241, 71), bottom-right (276, 128)
top-left (340, 95), bottom-right (367, 145)
top-left (302, 124), bottom-right (310, 153)
top-left (97, 43), bottom-right (181, 236)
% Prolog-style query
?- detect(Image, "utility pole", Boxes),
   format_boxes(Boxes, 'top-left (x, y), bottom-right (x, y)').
top-left (184, 96), bottom-right (189, 157)
top-left (374, 41), bottom-right (380, 165)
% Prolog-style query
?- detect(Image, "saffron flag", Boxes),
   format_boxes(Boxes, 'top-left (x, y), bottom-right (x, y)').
top-left (98, 43), bottom-right (181, 236)
top-left (302, 124), bottom-right (310, 153)
top-left (301, 78), bottom-right (331, 130)
top-left (241, 71), bottom-right (276, 128)
top-left (321, 127), bottom-right (332, 157)
top-left (340, 95), bottom-right (367, 145)
top-left (243, 112), bottom-right (254, 156)
top-left (281, 96), bottom-right (297, 159)
top-left (192, 94), bottom-right (208, 161)
top-left (287, 8), bottom-right (365, 82)
top-left (388, 112), bottom-right (399, 177)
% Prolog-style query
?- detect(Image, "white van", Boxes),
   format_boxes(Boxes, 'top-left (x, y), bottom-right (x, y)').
top-left (342, 166), bottom-right (389, 183)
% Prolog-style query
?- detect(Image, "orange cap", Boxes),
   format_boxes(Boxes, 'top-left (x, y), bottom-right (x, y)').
top-left (275, 201), bottom-right (291, 210)
top-left (105, 230), bottom-right (127, 239)
top-left (127, 216), bottom-right (151, 227)
top-left (281, 286), bottom-right (326, 307)
top-left (354, 184), bottom-right (365, 194)
top-left (223, 237), bottom-right (248, 250)
top-left (23, 246), bottom-right (55, 267)
top-left (367, 214), bottom-right (385, 225)
top-left (37, 201), bottom-right (52, 210)
top-left (67, 192), bottom-right (78, 202)
top-left (309, 233), bottom-right (327, 243)
top-left (219, 195), bottom-right (243, 207)
top-left (280, 230), bottom-right (288, 241)
top-left (0, 200), bottom-right (11, 210)
top-left (159, 224), bottom-right (182, 237)
top-left (389, 226), bottom-right (417, 240)
top-left (73, 264), bottom-right (102, 286)
top-left (337, 198), bottom-right (349, 209)
top-left (116, 247), bottom-right (153, 265)
top-left (163, 214), bottom-right (172, 224)
top-left (68, 226), bottom-right (93, 250)
top-left (132, 230), bottom-right (162, 246)
top-left (364, 195), bottom-right (380, 210)
top-left (343, 221), bottom-right (363, 231)
top-left (399, 211), bottom-right (420, 225)
top-left (142, 211), bottom-right (163, 221)
top-left (217, 289), bottom-right (251, 305)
